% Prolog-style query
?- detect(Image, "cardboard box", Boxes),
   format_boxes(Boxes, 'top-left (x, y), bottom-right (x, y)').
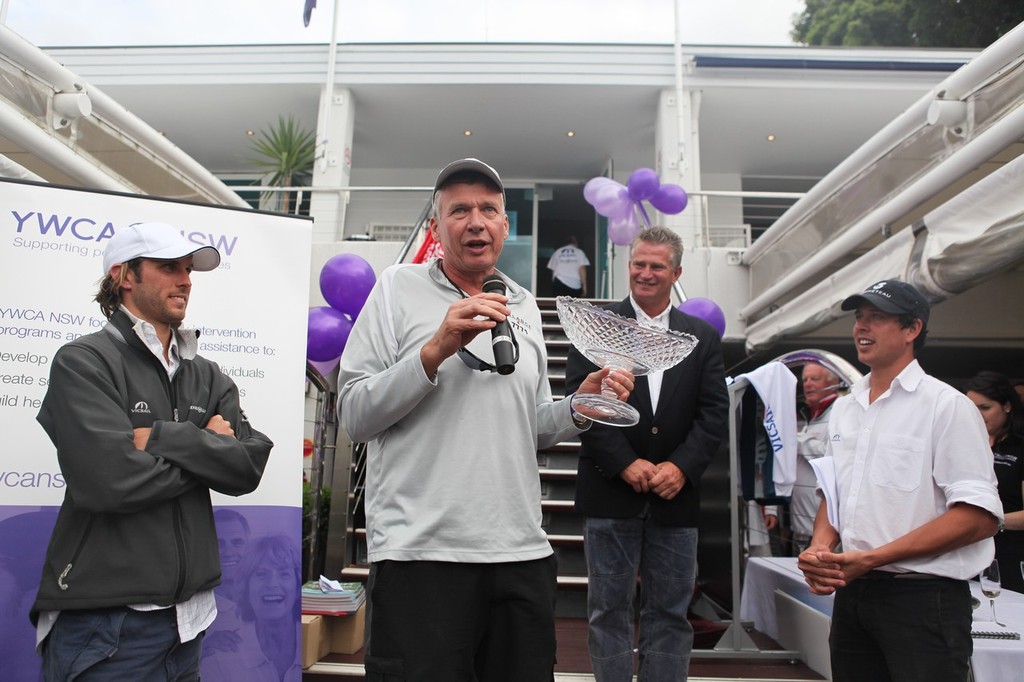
top-left (324, 603), bottom-right (367, 655)
top-left (301, 614), bottom-right (332, 668)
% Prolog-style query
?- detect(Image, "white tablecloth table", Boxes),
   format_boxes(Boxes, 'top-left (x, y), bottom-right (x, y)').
top-left (739, 556), bottom-right (1024, 682)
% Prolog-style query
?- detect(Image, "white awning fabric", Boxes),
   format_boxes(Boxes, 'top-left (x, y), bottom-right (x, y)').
top-left (745, 151), bottom-right (1024, 352)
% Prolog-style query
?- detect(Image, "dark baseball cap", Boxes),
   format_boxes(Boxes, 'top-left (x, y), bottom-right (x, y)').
top-left (841, 280), bottom-right (930, 325)
top-left (433, 158), bottom-right (504, 196)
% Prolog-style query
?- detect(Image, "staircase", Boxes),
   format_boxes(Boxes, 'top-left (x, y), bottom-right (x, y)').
top-left (537, 295), bottom-right (595, 617)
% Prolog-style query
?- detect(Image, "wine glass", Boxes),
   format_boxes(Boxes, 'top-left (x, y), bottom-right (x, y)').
top-left (980, 560), bottom-right (1005, 627)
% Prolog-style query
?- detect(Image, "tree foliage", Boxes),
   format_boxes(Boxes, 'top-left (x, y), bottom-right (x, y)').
top-left (247, 115), bottom-right (316, 214)
top-left (792, 0), bottom-right (1024, 48)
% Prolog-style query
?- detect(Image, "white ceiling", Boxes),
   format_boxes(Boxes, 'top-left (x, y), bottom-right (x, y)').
top-left (84, 60), bottom-right (946, 188)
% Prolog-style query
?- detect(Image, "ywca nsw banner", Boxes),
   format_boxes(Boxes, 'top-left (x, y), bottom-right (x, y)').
top-left (0, 178), bottom-right (311, 681)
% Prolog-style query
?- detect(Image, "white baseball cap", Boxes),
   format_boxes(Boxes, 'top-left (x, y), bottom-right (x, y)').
top-left (102, 222), bottom-right (221, 273)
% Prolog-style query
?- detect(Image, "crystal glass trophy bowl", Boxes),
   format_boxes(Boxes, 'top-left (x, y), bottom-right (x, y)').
top-left (557, 297), bottom-right (699, 427)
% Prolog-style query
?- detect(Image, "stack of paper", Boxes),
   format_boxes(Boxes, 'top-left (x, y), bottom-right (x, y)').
top-left (301, 575), bottom-right (366, 615)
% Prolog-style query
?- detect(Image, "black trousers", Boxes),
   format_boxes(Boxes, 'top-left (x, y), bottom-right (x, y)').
top-left (829, 573), bottom-right (973, 682)
top-left (551, 279), bottom-right (583, 297)
top-left (364, 556), bottom-right (558, 682)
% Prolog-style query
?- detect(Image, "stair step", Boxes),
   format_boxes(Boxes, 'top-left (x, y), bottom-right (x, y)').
top-left (542, 441), bottom-right (580, 453)
top-left (546, 533), bottom-right (584, 546)
top-left (539, 468), bottom-right (577, 480)
top-left (339, 565), bottom-right (589, 589)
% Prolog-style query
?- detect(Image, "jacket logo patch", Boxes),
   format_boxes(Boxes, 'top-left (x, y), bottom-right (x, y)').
top-left (190, 405), bottom-right (207, 415)
top-left (131, 401), bottom-right (151, 414)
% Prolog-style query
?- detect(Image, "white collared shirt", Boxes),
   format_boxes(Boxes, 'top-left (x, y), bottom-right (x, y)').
top-left (629, 295), bottom-right (671, 413)
top-left (828, 359), bottom-right (1002, 579)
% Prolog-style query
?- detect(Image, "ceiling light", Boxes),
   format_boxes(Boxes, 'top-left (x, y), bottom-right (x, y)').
top-left (566, 131), bottom-right (575, 138)
top-left (766, 134), bottom-right (776, 142)
top-left (245, 129), bottom-right (255, 136)
top-left (463, 130), bottom-right (472, 137)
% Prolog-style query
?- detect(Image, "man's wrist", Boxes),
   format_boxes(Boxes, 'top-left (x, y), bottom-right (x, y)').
top-left (570, 403), bottom-right (591, 428)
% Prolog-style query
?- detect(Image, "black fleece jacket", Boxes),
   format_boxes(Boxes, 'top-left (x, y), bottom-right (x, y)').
top-left (30, 311), bottom-right (273, 623)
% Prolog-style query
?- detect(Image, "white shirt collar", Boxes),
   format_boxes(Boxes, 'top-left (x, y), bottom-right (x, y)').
top-left (853, 358), bottom-right (924, 406)
top-left (629, 295), bottom-right (672, 329)
top-left (119, 306), bottom-right (198, 374)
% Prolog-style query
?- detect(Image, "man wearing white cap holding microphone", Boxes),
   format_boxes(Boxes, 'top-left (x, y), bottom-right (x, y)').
top-left (31, 222), bottom-right (273, 681)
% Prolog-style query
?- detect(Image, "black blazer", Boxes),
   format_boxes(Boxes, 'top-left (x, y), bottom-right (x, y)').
top-left (564, 298), bottom-right (729, 526)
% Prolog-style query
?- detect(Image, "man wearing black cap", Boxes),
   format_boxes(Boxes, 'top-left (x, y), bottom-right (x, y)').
top-left (31, 222), bottom-right (274, 681)
top-left (798, 279), bottom-right (1002, 682)
top-left (338, 159), bottom-right (632, 681)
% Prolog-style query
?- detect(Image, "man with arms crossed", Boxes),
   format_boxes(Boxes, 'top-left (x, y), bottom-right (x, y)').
top-left (32, 222), bottom-right (274, 681)
top-left (798, 280), bottom-right (1002, 682)
top-left (565, 226), bottom-right (728, 682)
top-left (338, 158), bottom-right (632, 682)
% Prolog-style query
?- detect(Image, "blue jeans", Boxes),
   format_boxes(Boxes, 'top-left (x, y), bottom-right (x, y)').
top-left (584, 514), bottom-right (698, 682)
top-left (829, 574), bottom-right (973, 682)
top-left (42, 607), bottom-right (203, 682)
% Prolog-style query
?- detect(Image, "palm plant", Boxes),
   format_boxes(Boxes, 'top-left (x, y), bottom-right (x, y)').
top-left (247, 115), bottom-right (316, 214)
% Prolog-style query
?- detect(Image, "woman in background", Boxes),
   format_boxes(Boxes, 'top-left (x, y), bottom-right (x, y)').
top-left (239, 535), bottom-right (303, 682)
top-left (966, 371), bottom-right (1024, 592)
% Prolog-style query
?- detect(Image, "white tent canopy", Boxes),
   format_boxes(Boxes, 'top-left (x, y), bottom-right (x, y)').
top-left (746, 150), bottom-right (1024, 351)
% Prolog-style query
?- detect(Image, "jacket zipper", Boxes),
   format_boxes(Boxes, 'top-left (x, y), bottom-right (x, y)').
top-left (172, 499), bottom-right (187, 600)
top-left (57, 516), bottom-right (96, 591)
top-left (151, 351), bottom-right (188, 599)
top-left (168, 369), bottom-right (188, 600)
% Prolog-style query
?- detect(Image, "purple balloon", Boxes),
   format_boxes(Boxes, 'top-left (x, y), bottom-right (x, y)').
top-left (590, 182), bottom-right (632, 219)
top-left (608, 209), bottom-right (640, 246)
top-left (650, 184), bottom-right (689, 215)
top-left (678, 297), bottom-right (726, 337)
top-left (320, 253), bottom-right (376, 318)
top-left (627, 168), bottom-right (660, 201)
top-left (307, 306), bottom-right (352, 362)
top-left (583, 176), bottom-right (615, 204)
top-left (308, 357), bottom-right (340, 380)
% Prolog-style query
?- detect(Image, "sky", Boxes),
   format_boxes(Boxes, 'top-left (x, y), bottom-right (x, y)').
top-left (2, 0), bottom-right (806, 47)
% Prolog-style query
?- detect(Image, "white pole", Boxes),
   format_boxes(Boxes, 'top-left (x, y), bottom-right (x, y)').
top-left (673, 0), bottom-right (686, 176)
top-left (319, 0), bottom-right (342, 172)
top-left (0, 0), bottom-right (9, 25)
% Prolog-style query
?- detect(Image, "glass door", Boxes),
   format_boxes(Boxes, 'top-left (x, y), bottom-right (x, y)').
top-left (496, 186), bottom-right (536, 291)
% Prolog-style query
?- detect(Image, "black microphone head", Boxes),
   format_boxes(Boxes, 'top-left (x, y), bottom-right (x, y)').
top-left (482, 274), bottom-right (506, 295)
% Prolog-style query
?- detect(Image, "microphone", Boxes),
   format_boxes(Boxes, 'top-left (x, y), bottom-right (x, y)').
top-left (804, 382), bottom-right (847, 398)
top-left (482, 274), bottom-right (516, 375)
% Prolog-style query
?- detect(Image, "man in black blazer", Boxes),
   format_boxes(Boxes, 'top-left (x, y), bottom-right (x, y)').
top-left (565, 226), bottom-right (728, 682)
